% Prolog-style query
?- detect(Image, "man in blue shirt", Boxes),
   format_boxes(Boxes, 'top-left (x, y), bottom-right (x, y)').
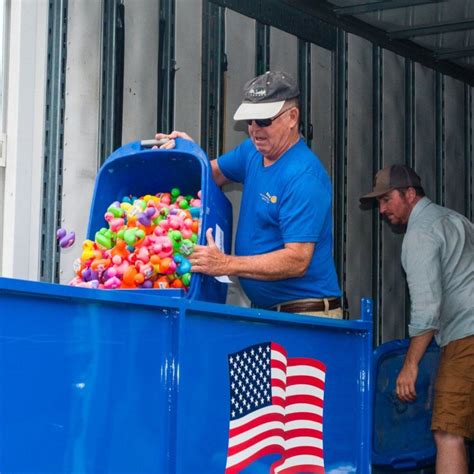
top-left (157, 71), bottom-right (341, 317)
top-left (360, 164), bottom-right (474, 474)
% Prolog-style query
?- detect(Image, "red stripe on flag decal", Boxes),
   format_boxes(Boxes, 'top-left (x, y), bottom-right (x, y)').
top-left (229, 412), bottom-right (285, 437)
top-left (271, 359), bottom-right (287, 372)
top-left (287, 357), bottom-right (326, 372)
top-left (279, 446), bottom-right (324, 460)
top-left (227, 427), bottom-right (286, 456)
top-left (283, 428), bottom-right (323, 440)
top-left (286, 375), bottom-right (325, 390)
top-left (285, 412), bottom-right (323, 424)
top-left (286, 394), bottom-right (324, 407)
top-left (272, 378), bottom-right (287, 390)
top-left (272, 396), bottom-right (286, 406)
top-left (271, 342), bottom-right (287, 354)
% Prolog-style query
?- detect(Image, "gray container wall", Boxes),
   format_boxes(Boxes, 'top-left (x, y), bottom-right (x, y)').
top-left (345, 34), bottom-right (374, 333)
top-left (48, 0), bottom-right (472, 349)
top-left (222, 9), bottom-right (255, 307)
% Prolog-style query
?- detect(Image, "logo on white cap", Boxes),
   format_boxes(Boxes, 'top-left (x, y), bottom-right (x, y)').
top-left (248, 87), bottom-right (266, 98)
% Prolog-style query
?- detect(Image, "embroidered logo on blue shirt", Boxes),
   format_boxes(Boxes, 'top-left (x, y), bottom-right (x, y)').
top-left (260, 192), bottom-right (278, 204)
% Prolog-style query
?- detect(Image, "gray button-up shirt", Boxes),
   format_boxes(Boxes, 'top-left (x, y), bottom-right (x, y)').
top-left (401, 197), bottom-right (474, 347)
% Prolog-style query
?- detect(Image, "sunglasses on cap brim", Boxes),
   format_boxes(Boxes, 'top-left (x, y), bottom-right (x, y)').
top-left (246, 108), bottom-right (291, 127)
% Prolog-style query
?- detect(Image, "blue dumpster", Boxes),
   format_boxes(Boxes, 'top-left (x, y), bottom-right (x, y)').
top-left (0, 278), bottom-right (441, 473)
top-left (0, 277), bottom-right (373, 473)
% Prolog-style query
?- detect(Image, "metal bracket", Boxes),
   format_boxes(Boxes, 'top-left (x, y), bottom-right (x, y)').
top-left (140, 138), bottom-right (169, 147)
top-left (0, 133), bottom-right (6, 167)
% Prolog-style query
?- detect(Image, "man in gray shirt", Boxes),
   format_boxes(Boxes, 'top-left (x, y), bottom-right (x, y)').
top-left (361, 164), bottom-right (474, 474)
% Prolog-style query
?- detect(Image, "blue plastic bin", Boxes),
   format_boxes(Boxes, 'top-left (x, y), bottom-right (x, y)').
top-left (86, 138), bottom-right (233, 303)
top-left (372, 339), bottom-right (440, 469)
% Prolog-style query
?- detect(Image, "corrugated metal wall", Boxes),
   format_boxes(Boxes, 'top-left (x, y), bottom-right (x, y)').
top-left (60, 0), bottom-right (102, 283)
top-left (45, 0), bottom-right (473, 348)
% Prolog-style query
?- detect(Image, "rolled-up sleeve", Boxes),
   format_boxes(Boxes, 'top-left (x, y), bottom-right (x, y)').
top-left (401, 230), bottom-right (442, 337)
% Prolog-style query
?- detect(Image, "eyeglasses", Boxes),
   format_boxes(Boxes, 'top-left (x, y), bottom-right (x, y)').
top-left (246, 108), bottom-right (291, 127)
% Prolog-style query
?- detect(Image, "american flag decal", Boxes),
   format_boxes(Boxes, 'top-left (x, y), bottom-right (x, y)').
top-left (225, 342), bottom-right (326, 474)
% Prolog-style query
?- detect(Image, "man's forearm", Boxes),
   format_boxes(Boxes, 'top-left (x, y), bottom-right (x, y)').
top-left (396, 330), bottom-right (436, 401)
top-left (405, 330), bottom-right (436, 367)
top-left (225, 248), bottom-right (309, 280)
top-left (189, 230), bottom-right (314, 280)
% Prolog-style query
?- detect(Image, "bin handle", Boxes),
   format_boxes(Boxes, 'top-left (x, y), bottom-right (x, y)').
top-left (140, 138), bottom-right (170, 148)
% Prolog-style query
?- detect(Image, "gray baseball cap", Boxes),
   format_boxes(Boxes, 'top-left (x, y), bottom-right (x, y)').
top-left (360, 164), bottom-right (422, 203)
top-left (233, 71), bottom-right (300, 121)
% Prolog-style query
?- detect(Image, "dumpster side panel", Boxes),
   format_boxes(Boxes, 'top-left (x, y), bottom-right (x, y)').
top-left (0, 285), bottom-right (176, 473)
top-left (176, 307), bottom-right (372, 474)
top-left (0, 279), bottom-right (373, 473)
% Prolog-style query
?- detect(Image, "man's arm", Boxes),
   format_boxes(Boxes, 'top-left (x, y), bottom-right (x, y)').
top-left (396, 230), bottom-right (441, 402)
top-left (396, 330), bottom-right (435, 402)
top-left (402, 231), bottom-right (442, 339)
top-left (189, 228), bottom-right (314, 280)
top-left (211, 159), bottom-right (231, 187)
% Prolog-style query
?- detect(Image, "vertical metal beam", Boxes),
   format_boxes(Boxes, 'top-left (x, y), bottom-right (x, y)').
top-left (40, 0), bottom-right (68, 283)
top-left (334, 29), bottom-right (348, 317)
top-left (404, 58), bottom-right (415, 335)
top-left (158, 0), bottom-right (176, 133)
top-left (372, 45), bottom-right (383, 346)
top-left (466, 85), bottom-right (473, 221)
top-left (201, 1), bottom-right (226, 160)
top-left (435, 72), bottom-right (445, 205)
top-left (0, 0), bottom-right (6, 138)
top-left (99, 0), bottom-right (125, 165)
top-left (0, 0), bottom-right (8, 272)
top-left (255, 22), bottom-right (270, 76)
top-left (298, 39), bottom-right (312, 146)
top-left (405, 60), bottom-right (415, 169)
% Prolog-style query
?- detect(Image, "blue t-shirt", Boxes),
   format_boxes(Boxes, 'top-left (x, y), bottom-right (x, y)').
top-left (217, 138), bottom-right (341, 308)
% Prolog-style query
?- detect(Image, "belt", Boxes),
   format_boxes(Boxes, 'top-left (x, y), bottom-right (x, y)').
top-left (272, 298), bottom-right (341, 313)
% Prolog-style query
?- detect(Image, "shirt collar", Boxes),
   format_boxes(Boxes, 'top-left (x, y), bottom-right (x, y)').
top-left (407, 196), bottom-right (431, 231)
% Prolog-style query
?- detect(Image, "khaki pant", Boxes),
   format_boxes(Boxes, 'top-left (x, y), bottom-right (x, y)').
top-left (298, 307), bottom-right (344, 319)
top-left (431, 334), bottom-right (474, 439)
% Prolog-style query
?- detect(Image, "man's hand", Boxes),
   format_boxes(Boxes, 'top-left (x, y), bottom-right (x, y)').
top-left (395, 331), bottom-right (435, 403)
top-left (189, 228), bottom-right (229, 276)
top-left (396, 361), bottom-right (419, 402)
top-left (155, 131), bottom-right (194, 149)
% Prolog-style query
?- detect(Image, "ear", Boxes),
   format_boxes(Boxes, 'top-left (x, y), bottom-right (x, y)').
top-left (407, 187), bottom-right (417, 203)
top-left (289, 107), bottom-right (299, 128)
